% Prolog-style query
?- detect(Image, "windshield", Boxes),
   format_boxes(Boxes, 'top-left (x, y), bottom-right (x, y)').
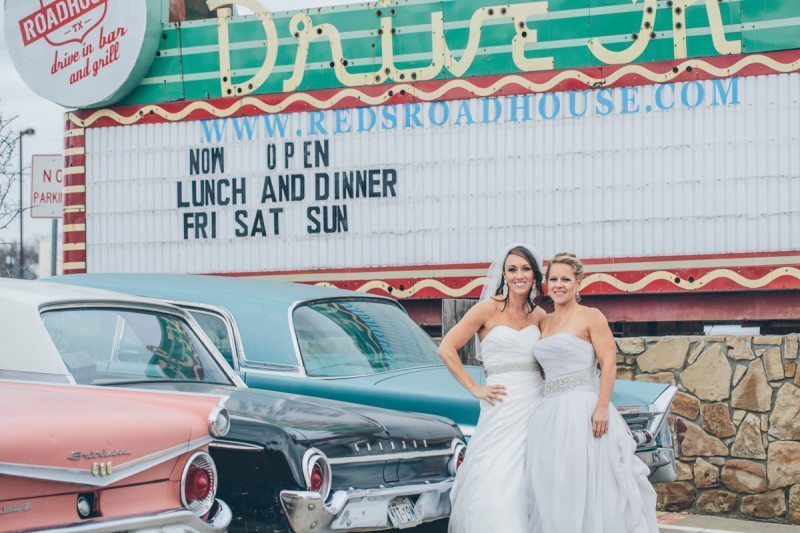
top-left (40, 308), bottom-right (232, 386)
top-left (292, 299), bottom-right (441, 377)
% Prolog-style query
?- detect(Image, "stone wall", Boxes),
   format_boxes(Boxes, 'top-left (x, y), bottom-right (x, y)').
top-left (616, 335), bottom-right (800, 524)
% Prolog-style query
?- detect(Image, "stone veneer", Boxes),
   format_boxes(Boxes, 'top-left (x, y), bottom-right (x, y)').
top-left (616, 334), bottom-right (800, 524)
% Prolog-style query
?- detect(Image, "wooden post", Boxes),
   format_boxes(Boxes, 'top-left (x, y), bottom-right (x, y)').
top-left (442, 299), bottom-right (480, 366)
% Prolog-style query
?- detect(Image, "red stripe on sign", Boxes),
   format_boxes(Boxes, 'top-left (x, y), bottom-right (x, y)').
top-left (72, 49), bottom-right (800, 127)
top-left (64, 250), bottom-right (86, 263)
top-left (64, 169), bottom-right (84, 187)
top-left (65, 154), bottom-right (85, 168)
top-left (64, 192), bottom-right (86, 205)
top-left (63, 231), bottom-right (86, 245)
top-left (18, 0), bottom-right (108, 46)
top-left (64, 211), bottom-right (86, 226)
top-left (64, 136), bottom-right (85, 150)
top-left (63, 112), bottom-right (86, 271)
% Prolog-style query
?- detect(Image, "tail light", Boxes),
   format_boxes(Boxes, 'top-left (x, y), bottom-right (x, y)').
top-left (302, 448), bottom-right (331, 500)
top-left (448, 440), bottom-right (467, 476)
top-left (181, 451), bottom-right (217, 516)
top-left (631, 430), bottom-right (654, 447)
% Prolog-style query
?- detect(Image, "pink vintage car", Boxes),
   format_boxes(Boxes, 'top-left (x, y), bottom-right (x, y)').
top-left (0, 381), bottom-right (232, 532)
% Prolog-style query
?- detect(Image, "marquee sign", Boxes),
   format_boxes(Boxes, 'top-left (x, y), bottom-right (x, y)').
top-left (4, 0), bottom-right (165, 108)
top-left (50, 0), bottom-right (800, 307)
top-left (105, 0), bottom-right (799, 107)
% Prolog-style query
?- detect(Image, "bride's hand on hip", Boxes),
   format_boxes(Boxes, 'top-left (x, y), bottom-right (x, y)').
top-left (469, 384), bottom-right (507, 405)
top-left (591, 405), bottom-right (609, 437)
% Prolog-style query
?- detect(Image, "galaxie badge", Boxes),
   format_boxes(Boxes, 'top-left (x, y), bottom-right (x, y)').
top-left (68, 449), bottom-right (131, 461)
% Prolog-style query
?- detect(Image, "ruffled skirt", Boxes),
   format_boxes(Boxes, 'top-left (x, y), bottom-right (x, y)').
top-left (525, 390), bottom-right (657, 533)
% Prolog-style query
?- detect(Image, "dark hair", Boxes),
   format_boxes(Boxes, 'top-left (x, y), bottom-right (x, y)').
top-left (493, 246), bottom-right (543, 314)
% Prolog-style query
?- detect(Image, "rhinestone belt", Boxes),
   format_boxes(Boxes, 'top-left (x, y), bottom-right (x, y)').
top-left (485, 361), bottom-right (542, 376)
top-left (542, 369), bottom-right (598, 397)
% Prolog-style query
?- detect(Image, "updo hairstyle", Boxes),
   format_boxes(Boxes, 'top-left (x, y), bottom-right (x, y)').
top-left (544, 252), bottom-right (584, 281)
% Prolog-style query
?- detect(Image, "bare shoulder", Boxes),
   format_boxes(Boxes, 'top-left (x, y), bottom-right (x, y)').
top-left (582, 306), bottom-right (609, 325)
top-left (533, 305), bottom-right (547, 321)
top-left (469, 298), bottom-right (500, 319)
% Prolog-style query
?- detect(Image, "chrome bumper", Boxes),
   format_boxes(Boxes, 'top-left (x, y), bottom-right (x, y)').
top-left (637, 447), bottom-right (677, 483)
top-left (280, 479), bottom-right (453, 532)
top-left (45, 499), bottom-right (231, 533)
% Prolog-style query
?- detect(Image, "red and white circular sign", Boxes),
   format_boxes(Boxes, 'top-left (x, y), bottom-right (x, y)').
top-left (4, 0), bottom-right (164, 109)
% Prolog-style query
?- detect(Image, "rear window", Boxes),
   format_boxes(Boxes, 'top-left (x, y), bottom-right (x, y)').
top-left (41, 308), bottom-right (231, 386)
top-left (292, 299), bottom-right (441, 377)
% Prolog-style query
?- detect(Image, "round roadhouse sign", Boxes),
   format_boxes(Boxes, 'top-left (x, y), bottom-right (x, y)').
top-left (4, 0), bottom-right (164, 109)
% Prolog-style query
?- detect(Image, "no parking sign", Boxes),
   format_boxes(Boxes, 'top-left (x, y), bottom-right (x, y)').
top-left (31, 155), bottom-right (63, 219)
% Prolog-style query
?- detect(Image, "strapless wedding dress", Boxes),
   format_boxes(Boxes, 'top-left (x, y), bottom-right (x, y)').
top-left (448, 325), bottom-right (543, 533)
top-left (526, 333), bottom-right (657, 533)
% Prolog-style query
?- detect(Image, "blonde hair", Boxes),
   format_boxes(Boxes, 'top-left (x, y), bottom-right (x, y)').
top-left (544, 252), bottom-right (584, 281)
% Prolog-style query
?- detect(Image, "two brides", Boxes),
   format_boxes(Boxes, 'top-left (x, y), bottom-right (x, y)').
top-left (438, 244), bottom-right (657, 533)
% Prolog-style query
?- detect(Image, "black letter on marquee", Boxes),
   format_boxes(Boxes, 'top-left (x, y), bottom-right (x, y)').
top-left (234, 210), bottom-right (248, 237)
top-left (307, 206), bottom-right (320, 234)
top-left (270, 207), bottom-right (283, 235)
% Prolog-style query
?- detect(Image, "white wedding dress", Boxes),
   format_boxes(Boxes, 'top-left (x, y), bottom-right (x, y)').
top-left (526, 333), bottom-right (658, 533)
top-left (449, 325), bottom-right (543, 533)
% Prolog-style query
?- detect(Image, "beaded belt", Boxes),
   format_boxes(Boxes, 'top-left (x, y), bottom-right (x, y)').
top-left (485, 361), bottom-right (542, 376)
top-left (542, 369), bottom-right (598, 397)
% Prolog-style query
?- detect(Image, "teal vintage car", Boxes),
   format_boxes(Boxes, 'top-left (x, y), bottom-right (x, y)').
top-left (52, 274), bottom-right (678, 482)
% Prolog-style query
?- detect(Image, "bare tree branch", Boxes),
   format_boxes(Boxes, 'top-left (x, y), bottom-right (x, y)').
top-left (0, 107), bottom-right (22, 232)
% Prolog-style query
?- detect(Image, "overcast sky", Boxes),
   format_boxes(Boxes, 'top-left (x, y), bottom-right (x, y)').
top-left (0, 0), bottom-right (357, 246)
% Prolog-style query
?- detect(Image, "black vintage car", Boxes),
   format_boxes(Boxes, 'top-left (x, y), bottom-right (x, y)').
top-left (5, 280), bottom-right (463, 532)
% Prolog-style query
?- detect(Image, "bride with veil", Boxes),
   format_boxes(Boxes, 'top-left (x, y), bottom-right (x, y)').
top-left (437, 243), bottom-right (546, 533)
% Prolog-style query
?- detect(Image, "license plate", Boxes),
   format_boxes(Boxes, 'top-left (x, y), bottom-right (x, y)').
top-left (387, 497), bottom-right (421, 528)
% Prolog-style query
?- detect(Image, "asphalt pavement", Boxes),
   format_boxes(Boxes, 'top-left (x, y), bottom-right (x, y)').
top-left (657, 512), bottom-right (800, 532)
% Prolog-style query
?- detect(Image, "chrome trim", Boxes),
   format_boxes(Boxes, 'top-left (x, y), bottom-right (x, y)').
top-left (36, 499), bottom-right (231, 533)
top-left (616, 405), bottom-right (645, 416)
top-left (208, 406), bottom-right (230, 438)
top-left (329, 439), bottom-right (462, 465)
top-left (110, 315), bottom-right (125, 363)
top-left (280, 479), bottom-right (452, 532)
top-left (0, 436), bottom-right (213, 487)
top-left (647, 385), bottom-right (678, 438)
top-left (0, 370), bottom-right (71, 383)
top-left (237, 361), bottom-right (302, 373)
top-left (302, 448), bottom-right (332, 501)
top-left (286, 299), bottom-right (311, 377)
top-left (171, 301), bottom-right (245, 372)
top-left (646, 448), bottom-right (677, 484)
top-left (448, 440), bottom-right (467, 476)
top-left (457, 424), bottom-right (476, 439)
top-left (636, 449), bottom-right (672, 470)
top-left (209, 440), bottom-right (264, 452)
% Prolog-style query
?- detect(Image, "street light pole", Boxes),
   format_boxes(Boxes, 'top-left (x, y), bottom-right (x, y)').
top-left (18, 128), bottom-right (35, 278)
